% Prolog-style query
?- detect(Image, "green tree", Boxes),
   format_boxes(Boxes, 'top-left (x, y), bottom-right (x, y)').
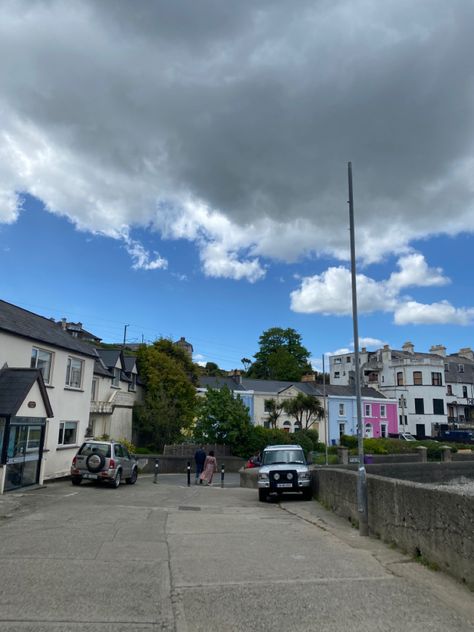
top-left (134, 338), bottom-right (198, 451)
top-left (247, 327), bottom-right (312, 381)
top-left (264, 398), bottom-right (285, 429)
top-left (282, 393), bottom-right (324, 430)
top-left (193, 386), bottom-right (253, 457)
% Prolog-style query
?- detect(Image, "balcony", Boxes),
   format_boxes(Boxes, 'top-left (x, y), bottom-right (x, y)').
top-left (90, 401), bottom-right (113, 414)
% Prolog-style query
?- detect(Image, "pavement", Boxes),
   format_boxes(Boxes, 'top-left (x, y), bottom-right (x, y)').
top-left (0, 473), bottom-right (473, 631)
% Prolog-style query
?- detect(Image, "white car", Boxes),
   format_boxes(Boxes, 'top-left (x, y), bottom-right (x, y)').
top-left (257, 444), bottom-right (312, 502)
top-left (399, 433), bottom-right (416, 441)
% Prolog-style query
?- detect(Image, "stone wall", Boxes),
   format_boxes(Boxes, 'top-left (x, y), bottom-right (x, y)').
top-left (313, 464), bottom-right (474, 590)
top-left (137, 454), bottom-right (245, 474)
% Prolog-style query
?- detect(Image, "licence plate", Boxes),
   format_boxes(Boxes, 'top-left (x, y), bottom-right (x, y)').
top-left (276, 483), bottom-right (293, 488)
top-left (83, 473), bottom-right (98, 480)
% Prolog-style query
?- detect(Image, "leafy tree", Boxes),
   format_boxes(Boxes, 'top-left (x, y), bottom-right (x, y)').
top-left (264, 398), bottom-right (285, 429)
top-left (193, 386), bottom-right (253, 457)
top-left (241, 357), bottom-right (252, 372)
top-left (282, 393), bottom-right (324, 430)
top-left (247, 327), bottom-right (312, 381)
top-left (134, 338), bottom-right (198, 451)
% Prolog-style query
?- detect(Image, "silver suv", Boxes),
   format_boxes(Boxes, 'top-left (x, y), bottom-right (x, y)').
top-left (257, 444), bottom-right (312, 502)
top-left (71, 441), bottom-right (138, 488)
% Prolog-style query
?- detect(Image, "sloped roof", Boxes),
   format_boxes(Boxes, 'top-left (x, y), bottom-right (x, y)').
top-left (96, 348), bottom-right (123, 369)
top-left (123, 356), bottom-right (137, 372)
top-left (279, 382), bottom-right (387, 399)
top-left (0, 368), bottom-right (53, 417)
top-left (199, 376), bottom-right (246, 391)
top-left (93, 357), bottom-right (113, 378)
top-left (0, 300), bottom-right (97, 358)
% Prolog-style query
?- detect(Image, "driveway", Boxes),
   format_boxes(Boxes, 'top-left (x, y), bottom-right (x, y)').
top-left (0, 474), bottom-right (473, 631)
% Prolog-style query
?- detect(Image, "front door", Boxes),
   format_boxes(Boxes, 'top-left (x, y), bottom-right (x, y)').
top-left (5, 423), bottom-right (44, 491)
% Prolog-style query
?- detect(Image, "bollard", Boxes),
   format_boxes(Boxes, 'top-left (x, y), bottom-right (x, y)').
top-left (153, 458), bottom-right (159, 484)
top-left (187, 461), bottom-right (191, 486)
top-left (221, 464), bottom-right (225, 488)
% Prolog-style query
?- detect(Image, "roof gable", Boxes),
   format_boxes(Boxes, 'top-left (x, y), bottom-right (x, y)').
top-left (0, 368), bottom-right (53, 417)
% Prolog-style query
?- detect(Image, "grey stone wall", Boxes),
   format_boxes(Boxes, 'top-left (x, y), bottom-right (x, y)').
top-left (313, 465), bottom-right (474, 590)
top-left (137, 454), bottom-right (245, 474)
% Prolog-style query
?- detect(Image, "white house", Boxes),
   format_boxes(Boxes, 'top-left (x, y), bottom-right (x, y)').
top-left (0, 299), bottom-right (97, 486)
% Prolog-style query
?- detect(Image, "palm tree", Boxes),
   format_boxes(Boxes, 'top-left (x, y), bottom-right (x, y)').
top-left (282, 393), bottom-right (324, 430)
top-left (264, 398), bottom-right (285, 429)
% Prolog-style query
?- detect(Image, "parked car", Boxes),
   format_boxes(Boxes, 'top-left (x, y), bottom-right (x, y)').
top-left (70, 440), bottom-right (138, 488)
top-left (257, 444), bottom-right (312, 502)
top-left (399, 433), bottom-right (416, 441)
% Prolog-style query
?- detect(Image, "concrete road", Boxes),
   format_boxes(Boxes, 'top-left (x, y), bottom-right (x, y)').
top-left (0, 474), bottom-right (473, 631)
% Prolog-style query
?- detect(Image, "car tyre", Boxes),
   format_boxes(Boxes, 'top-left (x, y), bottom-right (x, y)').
top-left (258, 489), bottom-right (268, 502)
top-left (302, 488), bottom-right (313, 501)
top-left (112, 469), bottom-right (122, 488)
top-left (71, 476), bottom-right (82, 486)
top-left (126, 468), bottom-right (138, 485)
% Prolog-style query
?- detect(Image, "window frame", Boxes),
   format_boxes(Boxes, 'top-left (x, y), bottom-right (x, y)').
top-left (31, 346), bottom-right (54, 385)
top-left (458, 364), bottom-right (465, 373)
top-left (65, 356), bottom-right (84, 389)
top-left (414, 398), bottom-right (425, 414)
top-left (380, 404), bottom-right (387, 418)
top-left (364, 403), bottom-right (372, 417)
top-left (431, 372), bottom-right (442, 386)
top-left (338, 403), bottom-right (345, 416)
top-left (413, 371), bottom-right (423, 386)
top-left (433, 399), bottom-right (444, 415)
top-left (128, 373), bottom-right (137, 392)
top-left (446, 384), bottom-right (453, 396)
top-left (58, 421), bottom-right (78, 446)
top-left (396, 372), bottom-right (404, 386)
top-left (112, 367), bottom-right (121, 388)
top-left (462, 385), bottom-right (468, 399)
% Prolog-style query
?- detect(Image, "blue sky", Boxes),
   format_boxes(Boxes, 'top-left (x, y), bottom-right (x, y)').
top-left (1, 1), bottom-right (474, 370)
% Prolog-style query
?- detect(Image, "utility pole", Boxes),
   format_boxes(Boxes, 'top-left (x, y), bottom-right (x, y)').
top-left (348, 162), bottom-right (369, 536)
top-left (323, 353), bottom-right (328, 465)
top-left (123, 324), bottom-right (129, 349)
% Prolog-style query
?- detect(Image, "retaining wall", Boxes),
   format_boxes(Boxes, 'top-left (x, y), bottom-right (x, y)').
top-left (137, 454), bottom-right (245, 474)
top-left (313, 465), bottom-right (474, 590)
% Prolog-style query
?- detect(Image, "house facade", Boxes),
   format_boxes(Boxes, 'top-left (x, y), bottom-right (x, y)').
top-left (0, 300), bottom-right (97, 484)
top-left (329, 341), bottom-right (474, 438)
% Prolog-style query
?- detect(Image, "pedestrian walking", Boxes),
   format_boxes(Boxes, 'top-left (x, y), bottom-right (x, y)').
top-left (194, 445), bottom-right (207, 484)
top-left (200, 450), bottom-right (217, 486)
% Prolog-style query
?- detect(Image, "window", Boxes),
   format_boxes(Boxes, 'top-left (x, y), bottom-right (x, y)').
top-left (346, 356), bottom-right (351, 363)
top-left (339, 403), bottom-right (345, 416)
top-left (380, 404), bottom-right (386, 418)
top-left (128, 374), bottom-right (137, 392)
top-left (446, 385), bottom-right (453, 396)
top-left (458, 364), bottom-right (465, 373)
top-left (397, 372), bottom-right (404, 386)
top-left (264, 400), bottom-right (273, 413)
top-left (413, 371), bottom-right (423, 385)
top-left (463, 386), bottom-right (468, 399)
top-left (364, 403), bottom-right (372, 417)
top-left (444, 363), bottom-right (449, 372)
top-left (399, 414), bottom-right (407, 426)
top-left (334, 372), bottom-right (340, 379)
top-left (282, 421), bottom-right (291, 433)
top-left (65, 356), bottom-right (84, 388)
top-left (339, 423), bottom-right (345, 439)
top-left (380, 424), bottom-right (387, 438)
top-left (91, 378), bottom-right (99, 401)
top-left (114, 444), bottom-right (124, 457)
top-left (433, 399), bottom-right (444, 415)
top-left (431, 372), bottom-right (442, 386)
top-left (31, 347), bottom-right (53, 384)
top-left (58, 421), bottom-right (78, 446)
top-left (112, 367), bottom-right (121, 387)
top-left (414, 398), bottom-right (424, 414)
top-left (334, 357), bottom-right (342, 364)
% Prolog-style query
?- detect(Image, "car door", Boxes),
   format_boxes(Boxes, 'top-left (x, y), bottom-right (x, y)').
top-left (114, 444), bottom-right (130, 477)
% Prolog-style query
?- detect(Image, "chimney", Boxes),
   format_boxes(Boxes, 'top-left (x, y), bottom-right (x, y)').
top-left (402, 341), bottom-right (414, 354)
top-left (361, 347), bottom-right (367, 353)
top-left (301, 374), bottom-right (316, 382)
top-left (60, 318), bottom-right (67, 331)
top-left (458, 347), bottom-right (474, 361)
top-left (430, 344), bottom-right (447, 357)
top-left (231, 370), bottom-right (242, 385)
top-left (381, 344), bottom-right (391, 362)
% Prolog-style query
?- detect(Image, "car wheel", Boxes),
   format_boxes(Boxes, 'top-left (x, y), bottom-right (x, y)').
top-left (86, 452), bottom-right (106, 473)
top-left (126, 468), bottom-right (138, 485)
top-left (302, 488), bottom-right (313, 501)
top-left (71, 476), bottom-right (82, 486)
top-left (112, 469), bottom-right (121, 488)
top-left (258, 489), bottom-right (268, 502)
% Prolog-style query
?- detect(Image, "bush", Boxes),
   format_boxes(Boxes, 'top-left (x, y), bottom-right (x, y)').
top-left (291, 431), bottom-right (313, 455)
top-left (340, 435), bottom-right (358, 449)
top-left (246, 426), bottom-right (292, 456)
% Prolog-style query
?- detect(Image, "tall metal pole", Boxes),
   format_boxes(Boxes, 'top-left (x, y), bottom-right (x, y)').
top-left (123, 324), bottom-right (129, 348)
top-left (323, 353), bottom-right (328, 465)
top-left (348, 162), bottom-right (369, 536)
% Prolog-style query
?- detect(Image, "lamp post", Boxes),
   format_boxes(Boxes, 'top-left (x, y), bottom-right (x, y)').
top-left (348, 162), bottom-right (369, 536)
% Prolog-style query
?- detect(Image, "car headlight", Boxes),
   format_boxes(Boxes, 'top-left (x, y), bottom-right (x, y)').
top-left (258, 473), bottom-right (269, 481)
top-left (299, 472), bottom-right (311, 481)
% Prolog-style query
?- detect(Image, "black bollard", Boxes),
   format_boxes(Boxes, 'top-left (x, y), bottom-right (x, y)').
top-left (187, 461), bottom-right (191, 487)
top-left (221, 464), bottom-right (225, 488)
top-left (153, 458), bottom-right (159, 484)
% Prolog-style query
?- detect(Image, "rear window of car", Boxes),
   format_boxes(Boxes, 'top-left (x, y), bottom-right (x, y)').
top-left (262, 449), bottom-right (306, 465)
top-left (79, 443), bottom-right (111, 458)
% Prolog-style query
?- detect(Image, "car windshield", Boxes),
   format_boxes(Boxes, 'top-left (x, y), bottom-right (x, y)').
top-left (262, 449), bottom-right (306, 465)
top-left (79, 443), bottom-right (111, 458)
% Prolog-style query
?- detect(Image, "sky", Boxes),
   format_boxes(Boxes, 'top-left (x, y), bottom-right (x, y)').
top-left (1, 0), bottom-right (474, 370)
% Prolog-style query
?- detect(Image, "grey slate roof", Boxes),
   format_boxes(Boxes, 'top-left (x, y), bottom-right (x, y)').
top-left (96, 348), bottom-right (122, 369)
top-left (199, 376), bottom-right (246, 391)
top-left (93, 357), bottom-right (113, 378)
top-left (0, 368), bottom-right (53, 417)
top-left (444, 355), bottom-right (474, 384)
top-left (280, 382), bottom-right (387, 399)
top-left (0, 300), bottom-right (97, 358)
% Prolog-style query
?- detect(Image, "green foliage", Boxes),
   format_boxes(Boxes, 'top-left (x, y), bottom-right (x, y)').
top-left (282, 393), bottom-right (324, 429)
top-left (134, 338), bottom-right (197, 451)
top-left (264, 398), bottom-right (285, 429)
top-left (193, 386), bottom-right (253, 457)
top-left (247, 327), bottom-right (312, 381)
top-left (118, 437), bottom-right (136, 454)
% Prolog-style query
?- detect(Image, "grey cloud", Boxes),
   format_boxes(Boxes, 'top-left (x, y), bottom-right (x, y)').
top-left (1, 0), bottom-right (474, 270)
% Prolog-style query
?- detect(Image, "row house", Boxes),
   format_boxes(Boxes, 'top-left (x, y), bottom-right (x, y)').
top-left (0, 300), bottom-right (143, 492)
top-left (329, 341), bottom-right (474, 438)
top-left (198, 374), bottom-right (396, 444)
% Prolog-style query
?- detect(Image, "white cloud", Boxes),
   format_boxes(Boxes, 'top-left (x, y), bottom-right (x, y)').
top-left (193, 353), bottom-right (206, 367)
top-left (359, 337), bottom-right (386, 348)
top-left (394, 301), bottom-right (474, 325)
top-left (291, 252), bottom-right (474, 326)
top-left (1, 2), bottom-right (474, 278)
top-left (123, 237), bottom-right (168, 271)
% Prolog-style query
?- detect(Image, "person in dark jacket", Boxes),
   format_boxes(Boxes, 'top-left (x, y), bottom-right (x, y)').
top-left (194, 446), bottom-right (207, 484)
